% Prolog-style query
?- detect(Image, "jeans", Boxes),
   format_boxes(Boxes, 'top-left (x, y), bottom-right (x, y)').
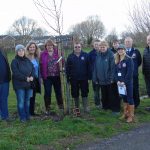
top-left (0, 82), bottom-right (9, 120)
top-left (15, 89), bottom-right (33, 121)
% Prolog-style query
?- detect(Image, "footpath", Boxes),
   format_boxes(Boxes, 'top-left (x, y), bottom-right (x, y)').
top-left (75, 123), bottom-right (150, 150)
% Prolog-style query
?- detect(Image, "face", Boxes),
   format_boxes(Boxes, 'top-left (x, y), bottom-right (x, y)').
top-left (46, 43), bottom-right (54, 52)
top-left (99, 45), bottom-right (107, 53)
top-left (117, 48), bottom-right (125, 56)
top-left (147, 36), bottom-right (150, 46)
top-left (74, 44), bottom-right (81, 53)
top-left (94, 42), bottom-right (100, 50)
top-left (113, 42), bottom-right (119, 49)
top-left (124, 38), bottom-right (133, 48)
top-left (17, 49), bottom-right (25, 57)
top-left (28, 44), bottom-right (36, 54)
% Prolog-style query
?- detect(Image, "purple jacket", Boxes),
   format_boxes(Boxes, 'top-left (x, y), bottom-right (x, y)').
top-left (40, 48), bottom-right (60, 79)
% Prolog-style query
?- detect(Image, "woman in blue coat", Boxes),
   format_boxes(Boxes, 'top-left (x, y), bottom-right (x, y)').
top-left (115, 44), bottom-right (134, 123)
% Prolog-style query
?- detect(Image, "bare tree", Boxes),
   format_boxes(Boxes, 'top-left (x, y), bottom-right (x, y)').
top-left (33, 0), bottom-right (63, 35)
top-left (105, 28), bottom-right (118, 47)
top-left (8, 16), bottom-right (48, 44)
top-left (128, 0), bottom-right (150, 46)
top-left (70, 15), bottom-right (105, 45)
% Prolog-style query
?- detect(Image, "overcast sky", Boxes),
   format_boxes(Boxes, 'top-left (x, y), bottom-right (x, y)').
top-left (0, 0), bottom-right (137, 36)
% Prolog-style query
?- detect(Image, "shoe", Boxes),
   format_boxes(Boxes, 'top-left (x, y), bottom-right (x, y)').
top-left (20, 119), bottom-right (26, 123)
top-left (145, 107), bottom-right (150, 111)
top-left (95, 105), bottom-right (102, 109)
top-left (31, 113), bottom-right (40, 117)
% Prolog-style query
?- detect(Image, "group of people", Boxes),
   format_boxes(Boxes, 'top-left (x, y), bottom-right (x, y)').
top-left (0, 35), bottom-right (150, 123)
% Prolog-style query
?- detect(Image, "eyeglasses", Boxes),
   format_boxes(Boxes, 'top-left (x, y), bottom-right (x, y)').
top-left (74, 46), bottom-right (81, 48)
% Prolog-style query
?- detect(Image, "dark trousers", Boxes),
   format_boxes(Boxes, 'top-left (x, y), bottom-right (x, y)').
top-left (101, 83), bottom-right (120, 112)
top-left (43, 76), bottom-right (63, 109)
top-left (133, 76), bottom-right (140, 108)
top-left (122, 83), bottom-right (134, 105)
top-left (92, 82), bottom-right (101, 106)
top-left (144, 76), bottom-right (150, 97)
top-left (70, 79), bottom-right (89, 98)
top-left (110, 83), bottom-right (121, 112)
top-left (30, 90), bottom-right (36, 115)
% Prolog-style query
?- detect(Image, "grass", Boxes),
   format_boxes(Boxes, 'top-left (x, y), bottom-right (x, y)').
top-left (0, 49), bottom-right (150, 150)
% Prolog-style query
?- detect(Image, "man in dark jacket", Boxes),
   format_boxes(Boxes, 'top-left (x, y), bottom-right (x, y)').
top-left (88, 40), bottom-right (101, 109)
top-left (143, 35), bottom-right (150, 111)
top-left (124, 37), bottom-right (142, 108)
top-left (66, 41), bottom-right (89, 114)
top-left (0, 47), bottom-right (11, 121)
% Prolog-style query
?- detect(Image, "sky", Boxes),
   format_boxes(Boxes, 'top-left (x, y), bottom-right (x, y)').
top-left (0, 0), bottom-right (137, 36)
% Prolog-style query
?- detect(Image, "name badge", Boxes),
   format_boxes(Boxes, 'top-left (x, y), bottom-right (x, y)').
top-left (118, 73), bottom-right (122, 76)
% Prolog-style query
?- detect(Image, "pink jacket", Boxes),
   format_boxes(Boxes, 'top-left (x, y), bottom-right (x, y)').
top-left (40, 48), bottom-right (60, 79)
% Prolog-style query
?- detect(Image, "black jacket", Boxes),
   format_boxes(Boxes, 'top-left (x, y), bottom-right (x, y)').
top-left (143, 46), bottom-right (150, 77)
top-left (0, 48), bottom-right (11, 82)
top-left (11, 55), bottom-right (35, 90)
top-left (66, 51), bottom-right (88, 81)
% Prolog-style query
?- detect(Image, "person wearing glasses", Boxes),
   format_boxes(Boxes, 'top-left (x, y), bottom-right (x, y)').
top-left (66, 41), bottom-right (89, 115)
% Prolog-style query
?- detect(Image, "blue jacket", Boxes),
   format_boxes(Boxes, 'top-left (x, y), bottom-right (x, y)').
top-left (11, 55), bottom-right (35, 90)
top-left (126, 47), bottom-right (142, 77)
top-left (115, 55), bottom-right (134, 85)
top-left (92, 49), bottom-right (115, 85)
top-left (87, 49), bottom-right (97, 80)
top-left (66, 51), bottom-right (88, 81)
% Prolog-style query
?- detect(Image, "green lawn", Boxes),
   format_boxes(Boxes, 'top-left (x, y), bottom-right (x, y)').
top-left (0, 49), bottom-right (150, 150)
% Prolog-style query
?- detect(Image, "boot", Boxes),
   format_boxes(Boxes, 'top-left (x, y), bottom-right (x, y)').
top-left (82, 97), bottom-right (90, 113)
top-left (74, 98), bottom-right (79, 108)
top-left (119, 103), bottom-right (129, 120)
top-left (44, 97), bottom-right (51, 115)
top-left (126, 105), bottom-right (134, 123)
top-left (73, 98), bottom-right (80, 117)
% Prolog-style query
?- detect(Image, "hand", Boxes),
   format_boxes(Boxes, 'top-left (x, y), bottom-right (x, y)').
top-left (117, 81), bottom-right (121, 85)
top-left (29, 76), bottom-right (34, 81)
top-left (27, 77), bottom-right (30, 82)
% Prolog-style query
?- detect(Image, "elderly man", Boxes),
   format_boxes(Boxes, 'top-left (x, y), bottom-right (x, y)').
top-left (124, 37), bottom-right (142, 108)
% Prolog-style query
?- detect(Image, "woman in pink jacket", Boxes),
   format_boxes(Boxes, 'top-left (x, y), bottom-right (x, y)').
top-left (40, 39), bottom-right (64, 115)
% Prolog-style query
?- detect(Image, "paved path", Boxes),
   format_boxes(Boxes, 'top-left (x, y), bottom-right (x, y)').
top-left (75, 123), bottom-right (150, 150)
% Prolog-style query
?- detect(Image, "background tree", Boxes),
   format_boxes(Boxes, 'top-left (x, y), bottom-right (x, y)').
top-left (33, 0), bottom-right (63, 35)
top-left (8, 16), bottom-right (48, 44)
top-left (69, 15), bottom-right (105, 46)
top-left (105, 28), bottom-right (118, 47)
top-left (127, 0), bottom-right (150, 46)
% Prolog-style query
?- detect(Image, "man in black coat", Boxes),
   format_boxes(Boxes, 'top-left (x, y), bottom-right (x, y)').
top-left (124, 37), bottom-right (142, 108)
top-left (143, 35), bottom-right (150, 97)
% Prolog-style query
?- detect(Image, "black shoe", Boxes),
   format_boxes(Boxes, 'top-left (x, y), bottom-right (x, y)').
top-left (31, 113), bottom-right (40, 117)
top-left (145, 107), bottom-right (150, 111)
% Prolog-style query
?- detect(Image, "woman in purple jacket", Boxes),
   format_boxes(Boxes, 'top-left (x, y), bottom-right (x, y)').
top-left (40, 39), bottom-right (64, 115)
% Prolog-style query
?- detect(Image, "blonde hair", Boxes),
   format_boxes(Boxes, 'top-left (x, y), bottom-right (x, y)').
top-left (115, 52), bottom-right (126, 64)
top-left (25, 41), bottom-right (40, 59)
top-left (99, 41), bottom-right (109, 47)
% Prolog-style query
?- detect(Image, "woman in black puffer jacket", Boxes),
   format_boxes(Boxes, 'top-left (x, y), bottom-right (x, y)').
top-left (11, 44), bottom-right (34, 122)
